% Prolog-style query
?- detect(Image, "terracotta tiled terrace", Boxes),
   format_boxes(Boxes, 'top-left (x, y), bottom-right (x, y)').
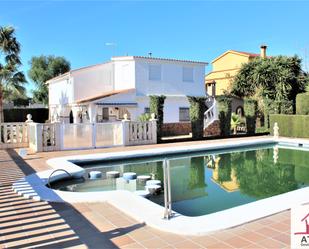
top-left (0, 138), bottom-right (291, 248)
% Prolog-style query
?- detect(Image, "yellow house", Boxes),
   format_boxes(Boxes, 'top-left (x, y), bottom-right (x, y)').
top-left (205, 45), bottom-right (267, 96)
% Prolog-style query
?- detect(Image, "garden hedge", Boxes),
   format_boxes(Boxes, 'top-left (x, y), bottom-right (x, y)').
top-left (4, 108), bottom-right (49, 123)
top-left (270, 114), bottom-right (309, 138)
top-left (149, 95), bottom-right (166, 140)
top-left (187, 96), bottom-right (207, 139)
top-left (263, 99), bottom-right (294, 128)
top-left (216, 95), bottom-right (232, 137)
top-left (244, 98), bottom-right (257, 135)
top-left (296, 93), bottom-right (309, 115)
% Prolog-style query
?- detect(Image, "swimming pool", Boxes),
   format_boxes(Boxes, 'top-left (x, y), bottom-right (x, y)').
top-left (50, 143), bottom-right (309, 217)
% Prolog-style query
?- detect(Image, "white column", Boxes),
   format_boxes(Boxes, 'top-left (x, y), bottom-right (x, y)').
top-left (28, 123), bottom-right (43, 153)
top-left (150, 113), bottom-right (157, 144)
top-left (122, 116), bottom-right (130, 146)
top-left (72, 106), bottom-right (81, 124)
top-left (88, 103), bottom-right (97, 123)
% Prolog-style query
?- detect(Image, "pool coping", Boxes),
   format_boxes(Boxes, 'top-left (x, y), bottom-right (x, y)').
top-left (12, 136), bottom-right (309, 235)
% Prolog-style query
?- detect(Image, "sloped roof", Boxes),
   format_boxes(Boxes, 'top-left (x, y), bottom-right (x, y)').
top-left (112, 55), bottom-right (208, 65)
top-left (211, 50), bottom-right (261, 64)
top-left (76, 88), bottom-right (135, 104)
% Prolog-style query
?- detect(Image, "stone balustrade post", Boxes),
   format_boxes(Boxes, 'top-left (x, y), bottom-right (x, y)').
top-left (122, 114), bottom-right (130, 146)
top-left (150, 113), bottom-right (158, 144)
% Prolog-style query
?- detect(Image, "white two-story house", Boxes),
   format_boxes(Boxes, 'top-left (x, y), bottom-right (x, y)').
top-left (47, 56), bottom-right (208, 124)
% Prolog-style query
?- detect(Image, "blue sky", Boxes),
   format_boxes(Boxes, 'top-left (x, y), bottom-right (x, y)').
top-left (1, 0), bottom-right (309, 95)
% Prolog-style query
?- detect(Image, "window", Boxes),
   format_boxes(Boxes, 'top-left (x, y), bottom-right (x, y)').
top-left (144, 107), bottom-right (150, 114)
top-left (179, 108), bottom-right (190, 122)
top-left (182, 67), bottom-right (194, 82)
top-left (149, 64), bottom-right (161, 81)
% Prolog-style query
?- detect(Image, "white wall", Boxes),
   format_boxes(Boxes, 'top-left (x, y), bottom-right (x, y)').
top-left (72, 62), bottom-right (114, 101)
top-left (95, 90), bottom-right (136, 104)
top-left (134, 59), bottom-right (206, 97)
top-left (48, 77), bottom-right (73, 105)
top-left (113, 60), bottom-right (135, 90)
top-left (136, 96), bottom-right (190, 123)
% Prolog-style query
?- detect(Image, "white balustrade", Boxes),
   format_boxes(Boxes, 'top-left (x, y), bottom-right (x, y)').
top-left (122, 120), bottom-right (157, 146)
top-left (4, 119), bottom-right (157, 152)
top-left (0, 123), bottom-right (29, 149)
top-left (204, 99), bottom-right (219, 129)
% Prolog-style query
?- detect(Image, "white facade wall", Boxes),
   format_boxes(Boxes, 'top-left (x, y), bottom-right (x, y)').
top-left (113, 60), bottom-right (135, 90)
top-left (72, 62), bottom-right (114, 101)
top-left (136, 96), bottom-right (190, 123)
top-left (134, 59), bottom-right (205, 97)
top-left (48, 77), bottom-right (73, 105)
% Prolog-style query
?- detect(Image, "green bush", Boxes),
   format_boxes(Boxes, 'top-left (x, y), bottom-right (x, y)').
top-left (149, 95), bottom-right (166, 140)
top-left (270, 114), bottom-right (309, 138)
top-left (255, 127), bottom-right (269, 134)
top-left (296, 93), bottom-right (309, 115)
top-left (138, 113), bottom-right (150, 122)
top-left (217, 95), bottom-right (232, 137)
top-left (280, 100), bottom-right (294, 114)
top-left (187, 96), bottom-right (207, 139)
top-left (244, 98), bottom-right (257, 135)
top-left (3, 108), bottom-right (49, 122)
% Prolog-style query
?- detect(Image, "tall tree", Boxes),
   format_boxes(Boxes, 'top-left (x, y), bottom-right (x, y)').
top-left (0, 26), bottom-right (26, 122)
top-left (231, 55), bottom-right (309, 114)
top-left (232, 56), bottom-right (308, 101)
top-left (28, 55), bottom-right (70, 105)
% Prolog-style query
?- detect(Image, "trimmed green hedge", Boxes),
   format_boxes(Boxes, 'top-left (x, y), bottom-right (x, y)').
top-left (296, 93), bottom-right (309, 115)
top-left (187, 96), bottom-right (207, 139)
top-left (244, 98), bottom-right (257, 135)
top-left (217, 96), bottom-right (232, 137)
top-left (263, 99), bottom-right (294, 128)
top-left (149, 95), bottom-right (166, 140)
top-left (270, 114), bottom-right (309, 138)
top-left (4, 108), bottom-right (49, 123)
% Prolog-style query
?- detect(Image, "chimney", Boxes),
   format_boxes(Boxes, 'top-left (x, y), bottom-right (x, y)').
top-left (260, 45), bottom-right (267, 58)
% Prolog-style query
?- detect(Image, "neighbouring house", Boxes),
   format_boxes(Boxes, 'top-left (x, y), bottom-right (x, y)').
top-left (47, 56), bottom-right (208, 134)
top-left (205, 45), bottom-right (268, 113)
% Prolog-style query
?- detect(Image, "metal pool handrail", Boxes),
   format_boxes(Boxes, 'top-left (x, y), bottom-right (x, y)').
top-left (47, 169), bottom-right (72, 187)
top-left (163, 159), bottom-right (173, 219)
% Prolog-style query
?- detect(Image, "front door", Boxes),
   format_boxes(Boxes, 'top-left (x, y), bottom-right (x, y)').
top-left (102, 107), bottom-right (109, 121)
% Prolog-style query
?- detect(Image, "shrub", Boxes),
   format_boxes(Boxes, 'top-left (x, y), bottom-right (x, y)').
top-left (149, 95), bottom-right (166, 140)
top-left (296, 93), bottom-right (309, 115)
top-left (270, 114), bottom-right (309, 138)
top-left (280, 100), bottom-right (294, 114)
top-left (263, 99), bottom-right (293, 128)
top-left (138, 113), bottom-right (150, 122)
top-left (187, 96), bottom-right (207, 139)
top-left (216, 95), bottom-right (232, 137)
top-left (244, 98), bottom-right (257, 135)
top-left (230, 113), bottom-right (241, 135)
top-left (3, 108), bottom-right (49, 122)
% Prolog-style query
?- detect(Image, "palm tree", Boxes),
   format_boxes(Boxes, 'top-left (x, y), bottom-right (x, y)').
top-left (230, 113), bottom-right (241, 135)
top-left (0, 26), bottom-right (26, 122)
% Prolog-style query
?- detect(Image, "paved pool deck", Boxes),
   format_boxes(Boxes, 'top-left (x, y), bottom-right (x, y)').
top-left (0, 137), bottom-right (291, 248)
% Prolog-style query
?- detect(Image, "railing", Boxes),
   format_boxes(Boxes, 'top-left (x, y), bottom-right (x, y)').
top-left (124, 120), bottom-right (157, 146)
top-left (0, 122), bottom-right (29, 149)
top-left (42, 123), bottom-right (58, 151)
top-left (204, 98), bottom-right (219, 129)
top-left (28, 120), bottom-right (157, 153)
